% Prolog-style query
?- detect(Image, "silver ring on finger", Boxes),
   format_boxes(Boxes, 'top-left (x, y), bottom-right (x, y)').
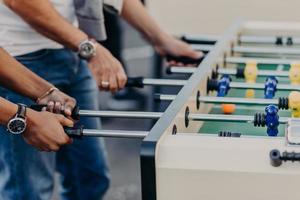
top-left (101, 81), bottom-right (110, 88)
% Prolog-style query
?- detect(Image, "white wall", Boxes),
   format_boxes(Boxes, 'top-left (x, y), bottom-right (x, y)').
top-left (147, 0), bottom-right (300, 35)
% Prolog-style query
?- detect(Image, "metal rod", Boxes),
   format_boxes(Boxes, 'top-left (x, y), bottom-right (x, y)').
top-left (156, 94), bottom-right (279, 106)
top-left (218, 68), bottom-right (289, 77)
top-left (230, 82), bottom-right (300, 91)
top-left (191, 44), bottom-right (214, 52)
top-left (182, 34), bottom-right (300, 45)
top-left (171, 56), bottom-right (298, 66)
top-left (168, 67), bottom-right (196, 74)
top-left (142, 78), bottom-right (187, 86)
top-left (192, 44), bottom-right (300, 55)
top-left (199, 96), bottom-right (278, 105)
top-left (143, 78), bottom-right (300, 91)
top-left (79, 110), bottom-right (163, 119)
top-left (189, 113), bottom-right (288, 124)
top-left (80, 109), bottom-right (289, 126)
top-left (233, 46), bottom-right (300, 55)
top-left (82, 129), bottom-right (149, 138)
top-left (168, 67), bottom-right (290, 77)
top-left (240, 35), bottom-right (300, 45)
top-left (225, 57), bottom-right (297, 65)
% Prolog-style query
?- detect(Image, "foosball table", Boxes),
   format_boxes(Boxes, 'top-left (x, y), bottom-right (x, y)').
top-left (36, 20), bottom-right (300, 199)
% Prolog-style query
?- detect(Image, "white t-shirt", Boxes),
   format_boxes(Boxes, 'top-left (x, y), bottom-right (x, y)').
top-left (0, 0), bottom-right (77, 56)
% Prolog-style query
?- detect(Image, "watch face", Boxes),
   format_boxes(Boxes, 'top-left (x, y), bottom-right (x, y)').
top-left (7, 118), bottom-right (26, 135)
top-left (80, 41), bottom-right (96, 59)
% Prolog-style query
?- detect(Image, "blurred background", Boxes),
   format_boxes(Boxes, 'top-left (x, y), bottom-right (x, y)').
top-left (72, 1), bottom-right (300, 200)
top-left (147, 0), bottom-right (300, 35)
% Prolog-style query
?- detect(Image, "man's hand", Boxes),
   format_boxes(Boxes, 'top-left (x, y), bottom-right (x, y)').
top-left (88, 43), bottom-right (127, 93)
top-left (37, 90), bottom-right (76, 117)
top-left (23, 109), bottom-right (73, 152)
top-left (154, 35), bottom-right (204, 66)
top-left (121, 0), bottom-right (203, 66)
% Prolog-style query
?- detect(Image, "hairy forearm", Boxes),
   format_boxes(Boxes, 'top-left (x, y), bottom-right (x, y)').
top-left (0, 48), bottom-right (53, 100)
top-left (0, 97), bottom-right (17, 125)
top-left (3, 0), bottom-right (87, 50)
top-left (121, 0), bottom-right (169, 45)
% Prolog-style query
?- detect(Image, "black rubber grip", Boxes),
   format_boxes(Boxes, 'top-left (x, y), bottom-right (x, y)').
top-left (64, 126), bottom-right (83, 139)
top-left (71, 106), bottom-right (80, 120)
top-left (29, 104), bottom-right (47, 112)
top-left (125, 77), bottom-right (144, 88)
top-left (218, 131), bottom-right (242, 138)
top-left (166, 55), bottom-right (205, 65)
top-left (181, 35), bottom-right (216, 45)
top-left (29, 104), bottom-right (80, 120)
top-left (206, 78), bottom-right (218, 94)
top-left (153, 94), bottom-right (162, 102)
top-left (236, 67), bottom-right (245, 78)
top-left (165, 67), bottom-right (172, 74)
top-left (270, 149), bottom-right (282, 167)
top-left (275, 37), bottom-right (283, 45)
top-left (287, 37), bottom-right (293, 46)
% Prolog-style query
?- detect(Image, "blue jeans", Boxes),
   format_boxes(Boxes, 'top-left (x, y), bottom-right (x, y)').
top-left (0, 49), bottom-right (110, 200)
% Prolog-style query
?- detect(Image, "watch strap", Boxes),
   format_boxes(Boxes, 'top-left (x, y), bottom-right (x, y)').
top-left (16, 104), bottom-right (27, 119)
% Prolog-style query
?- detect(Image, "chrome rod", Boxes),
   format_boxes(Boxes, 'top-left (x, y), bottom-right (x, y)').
top-left (233, 46), bottom-right (300, 55)
top-left (189, 113), bottom-right (288, 124)
top-left (240, 35), bottom-right (300, 45)
top-left (182, 34), bottom-right (300, 45)
top-left (82, 129), bottom-right (149, 138)
top-left (168, 67), bottom-right (290, 77)
top-left (199, 96), bottom-right (278, 105)
top-left (168, 67), bottom-right (196, 74)
top-left (156, 94), bottom-right (279, 106)
top-left (192, 44), bottom-right (300, 55)
top-left (145, 78), bottom-right (300, 91)
top-left (190, 44), bottom-right (214, 52)
top-left (218, 68), bottom-right (290, 77)
top-left (226, 57), bottom-right (297, 65)
top-left (143, 78), bottom-right (187, 86)
top-left (79, 110), bottom-right (163, 119)
top-left (79, 110), bottom-right (289, 125)
top-left (230, 82), bottom-right (300, 91)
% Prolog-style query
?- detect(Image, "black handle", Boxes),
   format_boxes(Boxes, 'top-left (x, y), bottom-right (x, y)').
top-left (166, 55), bottom-right (204, 65)
top-left (270, 149), bottom-right (282, 167)
top-left (153, 94), bottom-right (162, 102)
top-left (29, 104), bottom-right (80, 120)
top-left (64, 126), bottom-right (83, 139)
top-left (125, 77), bottom-right (144, 88)
top-left (181, 35), bottom-right (216, 45)
top-left (270, 149), bottom-right (300, 167)
top-left (206, 77), bottom-right (218, 94)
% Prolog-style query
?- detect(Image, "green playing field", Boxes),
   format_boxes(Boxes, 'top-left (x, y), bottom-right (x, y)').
top-left (199, 63), bottom-right (291, 136)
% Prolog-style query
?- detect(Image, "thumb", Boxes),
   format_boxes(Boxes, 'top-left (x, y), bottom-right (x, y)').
top-left (63, 98), bottom-right (76, 117)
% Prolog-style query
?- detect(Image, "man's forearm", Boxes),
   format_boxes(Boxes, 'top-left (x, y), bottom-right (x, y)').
top-left (0, 48), bottom-right (53, 101)
top-left (121, 0), bottom-right (170, 45)
top-left (3, 0), bottom-right (88, 50)
top-left (0, 97), bottom-right (17, 125)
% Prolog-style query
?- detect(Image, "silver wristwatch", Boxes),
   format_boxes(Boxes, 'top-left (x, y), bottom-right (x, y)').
top-left (78, 39), bottom-right (97, 60)
top-left (7, 104), bottom-right (27, 135)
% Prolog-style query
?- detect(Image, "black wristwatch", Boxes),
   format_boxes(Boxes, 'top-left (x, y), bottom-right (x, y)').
top-left (7, 104), bottom-right (27, 135)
